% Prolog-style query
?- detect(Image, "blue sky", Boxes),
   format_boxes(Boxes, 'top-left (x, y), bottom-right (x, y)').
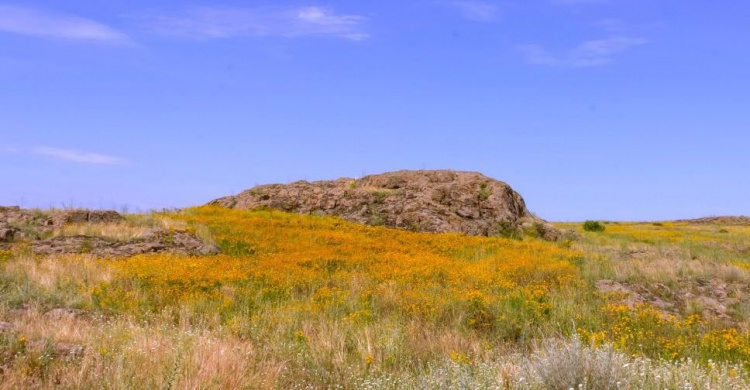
top-left (1, 1), bottom-right (748, 221)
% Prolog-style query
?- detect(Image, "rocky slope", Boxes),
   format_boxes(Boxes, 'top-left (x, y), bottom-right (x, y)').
top-left (0, 206), bottom-right (218, 257)
top-left (209, 170), bottom-right (562, 240)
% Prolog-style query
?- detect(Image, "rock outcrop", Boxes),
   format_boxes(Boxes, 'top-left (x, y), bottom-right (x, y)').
top-left (0, 206), bottom-right (219, 257)
top-left (48, 209), bottom-right (124, 226)
top-left (0, 206), bottom-right (124, 231)
top-left (209, 170), bottom-right (562, 240)
top-left (0, 206), bottom-right (124, 241)
top-left (31, 230), bottom-right (219, 257)
top-left (676, 216), bottom-right (750, 225)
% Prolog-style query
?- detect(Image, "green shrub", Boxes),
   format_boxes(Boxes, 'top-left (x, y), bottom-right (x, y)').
top-left (371, 191), bottom-right (389, 202)
top-left (582, 221), bottom-right (605, 232)
top-left (522, 222), bottom-right (547, 239)
top-left (478, 183), bottom-right (491, 201)
top-left (497, 221), bottom-right (522, 240)
top-left (370, 214), bottom-right (385, 226)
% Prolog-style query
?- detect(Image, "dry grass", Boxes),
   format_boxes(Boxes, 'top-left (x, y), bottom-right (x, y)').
top-left (52, 223), bottom-right (154, 241)
top-left (0, 310), bottom-right (278, 389)
top-left (3, 313), bottom-right (746, 390)
top-left (3, 255), bottom-right (112, 290)
top-left (355, 336), bottom-right (749, 389)
top-left (557, 221), bottom-right (750, 314)
top-left (593, 243), bottom-right (749, 285)
top-left (50, 215), bottom-right (191, 242)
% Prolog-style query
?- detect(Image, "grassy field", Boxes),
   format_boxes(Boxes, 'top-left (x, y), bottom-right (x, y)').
top-left (1, 207), bottom-right (748, 388)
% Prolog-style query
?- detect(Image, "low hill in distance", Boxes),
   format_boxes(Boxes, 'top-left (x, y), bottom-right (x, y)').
top-left (676, 216), bottom-right (750, 225)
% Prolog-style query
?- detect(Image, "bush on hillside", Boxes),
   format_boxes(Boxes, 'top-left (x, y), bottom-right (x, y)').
top-left (583, 220), bottom-right (605, 232)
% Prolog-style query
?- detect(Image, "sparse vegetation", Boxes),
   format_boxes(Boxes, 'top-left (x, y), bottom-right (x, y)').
top-left (497, 220), bottom-right (522, 240)
top-left (371, 190), bottom-right (390, 202)
top-left (478, 182), bottom-right (491, 201)
top-left (523, 221), bottom-right (548, 239)
top-left (368, 204), bottom-right (386, 226)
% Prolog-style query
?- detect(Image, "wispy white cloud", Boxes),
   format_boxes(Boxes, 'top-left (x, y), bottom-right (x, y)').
top-left (143, 6), bottom-right (369, 41)
top-left (518, 36), bottom-right (647, 67)
top-left (0, 5), bottom-right (130, 43)
top-left (33, 147), bottom-right (126, 165)
top-left (448, 1), bottom-right (500, 22)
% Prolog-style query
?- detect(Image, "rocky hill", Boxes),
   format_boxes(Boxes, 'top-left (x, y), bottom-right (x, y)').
top-left (209, 170), bottom-right (562, 240)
